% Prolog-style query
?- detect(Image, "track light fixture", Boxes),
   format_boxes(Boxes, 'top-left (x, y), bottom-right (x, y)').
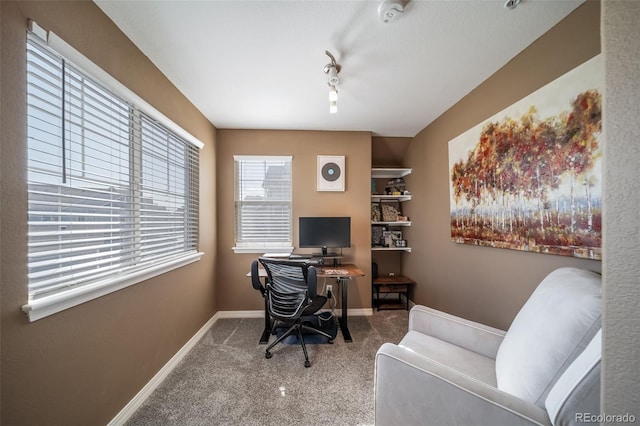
top-left (504, 0), bottom-right (522, 9)
top-left (324, 50), bottom-right (341, 113)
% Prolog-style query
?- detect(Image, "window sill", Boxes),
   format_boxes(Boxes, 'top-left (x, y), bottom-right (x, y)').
top-left (232, 246), bottom-right (294, 254)
top-left (21, 251), bottom-right (204, 322)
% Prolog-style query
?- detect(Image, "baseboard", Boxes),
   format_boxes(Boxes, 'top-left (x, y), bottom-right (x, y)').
top-left (108, 312), bottom-right (221, 425)
top-left (109, 306), bottom-right (374, 424)
top-left (216, 308), bottom-right (374, 318)
top-left (216, 310), bottom-right (264, 319)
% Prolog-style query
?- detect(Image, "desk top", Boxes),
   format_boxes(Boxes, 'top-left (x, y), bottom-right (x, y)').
top-left (316, 264), bottom-right (364, 278)
top-left (248, 263), bottom-right (364, 278)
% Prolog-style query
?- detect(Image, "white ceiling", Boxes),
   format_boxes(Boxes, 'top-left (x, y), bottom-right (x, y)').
top-left (94, 0), bottom-right (584, 137)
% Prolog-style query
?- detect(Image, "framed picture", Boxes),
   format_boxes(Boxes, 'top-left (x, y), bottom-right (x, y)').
top-left (448, 55), bottom-right (603, 259)
top-left (371, 202), bottom-right (382, 222)
top-left (382, 230), bottom-right (403, 247)
top-left (372, 225), bottom-right (385, 247)
top-left (380, 199), bottom-right (402, 222)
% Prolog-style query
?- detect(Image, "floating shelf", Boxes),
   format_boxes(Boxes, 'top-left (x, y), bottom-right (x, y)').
top-left (372, 247), bottom-right (412, 252)
top-left (372, 221), bottom-right (412, 227)
top-left (371, 168), bottom-right (412, 179)
top-left (371, 194), bottom-right (412, 202)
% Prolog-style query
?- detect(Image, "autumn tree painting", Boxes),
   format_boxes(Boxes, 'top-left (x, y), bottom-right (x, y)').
top-left (448, 56), bottom-right (603, 259)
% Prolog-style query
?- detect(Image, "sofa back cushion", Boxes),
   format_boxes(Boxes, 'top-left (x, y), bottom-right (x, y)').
top-left (495, 267), bottom-right (601, 407)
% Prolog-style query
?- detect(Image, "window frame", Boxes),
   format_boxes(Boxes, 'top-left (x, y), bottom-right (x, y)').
top-left (22, 22), bottom-right (204, 322)
top-left (232, 155), bottom-right (293, 254)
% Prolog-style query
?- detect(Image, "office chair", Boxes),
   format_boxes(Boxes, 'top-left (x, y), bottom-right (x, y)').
top-left (258, 257), bottom-right (333, 367)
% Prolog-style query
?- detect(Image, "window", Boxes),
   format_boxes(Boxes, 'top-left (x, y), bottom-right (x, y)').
top-left (24, 28), bottom-right (202, 321)
top-left (233, 156), bottom-right (293, 253)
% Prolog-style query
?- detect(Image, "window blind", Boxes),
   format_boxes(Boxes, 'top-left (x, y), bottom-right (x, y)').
top-left (234, 156), bottom-right (292, 251)
top-left (25, 30), bottom-right (200, 318)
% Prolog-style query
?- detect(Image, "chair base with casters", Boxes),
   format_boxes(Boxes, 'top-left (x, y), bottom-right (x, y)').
top-left (265, 317), bottom-right (334, 368)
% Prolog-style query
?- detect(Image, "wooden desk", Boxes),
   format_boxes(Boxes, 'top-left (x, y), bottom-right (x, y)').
top-left (317, 264), bottom-right (364, 343)
top-left (249, 263), bottom-right (364, 343)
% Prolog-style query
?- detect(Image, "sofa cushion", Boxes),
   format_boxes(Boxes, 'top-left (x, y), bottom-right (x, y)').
top-left (399, 330), bottom-right (497, 386)
top-left (495, 267), bottom-right (601, 407)
top-left (545, 329), bottom-right (601, 426)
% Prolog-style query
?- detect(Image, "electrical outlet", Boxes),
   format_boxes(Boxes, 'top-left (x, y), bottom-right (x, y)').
top-left (326, 284), bottom-right (333, 293)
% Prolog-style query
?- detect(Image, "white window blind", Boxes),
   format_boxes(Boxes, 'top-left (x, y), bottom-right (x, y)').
top-left (24, 29), bottom-right (202, 321)
top-left (233, 156), bottom-right (292, 253)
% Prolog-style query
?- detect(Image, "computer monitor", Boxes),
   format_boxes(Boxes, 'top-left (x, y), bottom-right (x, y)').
top-left (298, 216), bottom-right (351, 256)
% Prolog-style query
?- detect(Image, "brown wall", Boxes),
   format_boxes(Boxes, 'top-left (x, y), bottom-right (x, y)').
top-left (215, 130), bottom-right (372, 312)
top-left (0, 1), bottom-right (217, 424)
top-left (371, 136), bottom-right (411, 167)
top-left (402, 1), bottom-right (602, 330)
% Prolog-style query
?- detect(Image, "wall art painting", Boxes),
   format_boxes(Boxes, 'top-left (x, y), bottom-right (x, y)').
top-left (448, 55), bottom-right (603, 260)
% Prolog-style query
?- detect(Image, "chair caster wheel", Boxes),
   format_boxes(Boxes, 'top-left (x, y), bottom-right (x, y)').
top-left (304, 360), bottom-right (311, 368)
top-left (265, 351), bottom-right (272, 359)
top-left (328, 338), bottom-right (334, 344)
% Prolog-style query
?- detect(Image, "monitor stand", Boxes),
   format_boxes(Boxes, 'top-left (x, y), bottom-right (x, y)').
top-left (311, 252), bottom-right (340, 258)
top-left (308, 247), bottom-right (343, 266)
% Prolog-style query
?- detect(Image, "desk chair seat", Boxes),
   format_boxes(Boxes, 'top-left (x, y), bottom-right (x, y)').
top-left (257, 257), bottom-right (333, 367)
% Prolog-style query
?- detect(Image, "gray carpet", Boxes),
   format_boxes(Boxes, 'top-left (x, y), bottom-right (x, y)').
top-left (125, 310), bottom-right (409, 426)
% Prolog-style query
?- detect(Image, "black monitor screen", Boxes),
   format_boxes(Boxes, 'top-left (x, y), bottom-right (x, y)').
top-left (298, 217), bottom-right (351, 249)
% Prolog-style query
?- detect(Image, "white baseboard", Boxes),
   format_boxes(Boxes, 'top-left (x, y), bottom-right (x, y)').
top-left (216, 308), bottom-right (374, 318)
top-left (108, 312), bottom-right (221, 425)
top-left (216, 310), bottom-right (263, 319)
top-left (109, 307), bottom-right (374, 424)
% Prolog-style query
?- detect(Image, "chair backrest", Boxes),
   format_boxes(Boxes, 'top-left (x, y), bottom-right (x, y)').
top-left (259, 257), bottom-right (318, 321)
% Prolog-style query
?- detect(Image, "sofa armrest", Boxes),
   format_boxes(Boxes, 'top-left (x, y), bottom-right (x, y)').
top-left (409, 305), bottom-right (506, 358)
top-left (375, 343), bottom-right (551, 426)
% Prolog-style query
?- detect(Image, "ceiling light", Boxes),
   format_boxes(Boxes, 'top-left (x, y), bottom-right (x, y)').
top-left (504, 0), bottom-right (522, 10)
top-left (329, 85), bottom-right (338, 102)
top-left (323, 51), bottom-right (341, 114)
top-left (327, 66), bottom-right (339, 86)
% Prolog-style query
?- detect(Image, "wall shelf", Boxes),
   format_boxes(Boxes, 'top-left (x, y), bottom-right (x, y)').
top-left (371, 168), bottom-right (412, 179)
top-left (372, 194), bottom-right (412, 202)
top-left (371, 167), bottom-right (413, 253)
top-left (372, 247), bottom-right (412, 252)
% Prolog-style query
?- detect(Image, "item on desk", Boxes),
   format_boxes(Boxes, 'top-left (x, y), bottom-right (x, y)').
top-left (324, 269), bottom-right (349, 276)
top-left (263, 252), bottom-right (292, 258)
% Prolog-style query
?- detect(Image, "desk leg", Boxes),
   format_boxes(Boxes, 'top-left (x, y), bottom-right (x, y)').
top-left (338, 277), bottom-right (353, 343)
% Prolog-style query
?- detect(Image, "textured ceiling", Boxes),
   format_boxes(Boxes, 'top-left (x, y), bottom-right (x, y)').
top-left (95, 0), bottom-right (584, 137)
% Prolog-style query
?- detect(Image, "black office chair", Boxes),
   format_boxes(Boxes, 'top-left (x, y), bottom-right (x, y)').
top-left (258, 257), bottom-right (333, 367)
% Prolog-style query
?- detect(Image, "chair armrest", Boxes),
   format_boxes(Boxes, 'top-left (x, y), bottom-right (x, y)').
top-left (250, 260), bottom-right (266, 296)
top-left (375, 343), bottom-right (551, 426)
top-left (409, 305), bottom-right (506, 359)
top-left (307, 266), bottom-right (318, 299)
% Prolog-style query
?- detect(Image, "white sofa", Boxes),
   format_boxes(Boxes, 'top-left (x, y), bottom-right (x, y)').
top-left (375, 267), bottom-right (602, 426)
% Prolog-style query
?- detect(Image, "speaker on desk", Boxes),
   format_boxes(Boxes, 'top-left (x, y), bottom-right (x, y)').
top-left (317, 155), bottom-right (345, 191)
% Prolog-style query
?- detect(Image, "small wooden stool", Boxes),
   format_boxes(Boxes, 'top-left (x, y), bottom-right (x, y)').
top-left (372, 276), bottom-right (414, 310)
